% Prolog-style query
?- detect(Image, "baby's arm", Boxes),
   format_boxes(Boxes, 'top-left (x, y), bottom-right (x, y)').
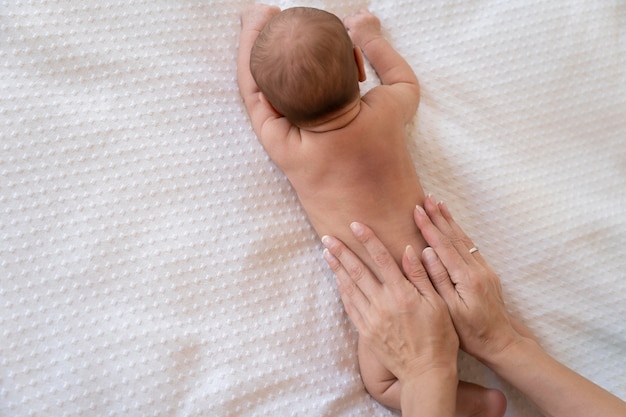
top-left (344, 9), bottom-right (420, 122)
top-left (237, 4), bottom-right (291, 147)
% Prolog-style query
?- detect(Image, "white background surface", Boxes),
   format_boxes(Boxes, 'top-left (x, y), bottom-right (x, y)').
top-left (1, 1), bottom-right (625, 416)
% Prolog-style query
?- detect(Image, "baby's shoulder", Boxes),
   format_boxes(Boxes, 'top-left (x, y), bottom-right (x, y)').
top-left (361, 84), bottom-right (418, 124)
top-left (257, 119), bottom-right (304, 164)
top-left (362, 86), bottom-right (401, 110)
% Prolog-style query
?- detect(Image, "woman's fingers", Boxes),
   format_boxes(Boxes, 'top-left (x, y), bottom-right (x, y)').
top-left (349, 222), bottom-right (404, 287)
top-left (322, 236), bottom-right (373, 311)
top-left (402, 245), bottom-right (438, 299)
top-left (323, 224), bottom-right (427, 332)
top-left (321, 216), bottom-right (465, 387)
top-left (436, 199), bottom-right (487, 267)
top-left (423, 196), bottom-right (478, 264)
top-left (414, 195), bottom-right (525, 360)
top-left (322, 241), bottom-right (373, 335)
top-left (419, 247), bottom-right (458, 303)
top-left (413, 204), bottom-right (465, 284)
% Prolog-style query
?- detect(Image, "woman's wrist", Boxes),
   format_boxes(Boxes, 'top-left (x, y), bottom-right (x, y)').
top-left (400, 364), bottom-right (458, 417)
top-left (478, 332), bottom-right (537, 372)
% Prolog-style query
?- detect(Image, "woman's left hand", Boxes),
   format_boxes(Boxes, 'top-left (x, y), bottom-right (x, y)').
top-left (322, 222), bottom-right (459, 382)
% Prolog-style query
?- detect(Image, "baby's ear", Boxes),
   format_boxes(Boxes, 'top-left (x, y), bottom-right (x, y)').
top-left (353, 46), bottom-right (367, 82)
top-left (259, 92), bottom-right (282, 117)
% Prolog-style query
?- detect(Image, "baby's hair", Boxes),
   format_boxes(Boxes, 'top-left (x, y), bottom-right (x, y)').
top-left (250, 7), bottom-right (360, 127)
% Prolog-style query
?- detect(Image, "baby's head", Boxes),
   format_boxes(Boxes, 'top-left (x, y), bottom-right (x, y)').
top-left (250, 7), bottom-right (361, 127)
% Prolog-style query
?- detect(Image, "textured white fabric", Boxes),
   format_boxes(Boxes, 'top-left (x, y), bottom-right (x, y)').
top-left (1, 1), bottom-right (624, 416)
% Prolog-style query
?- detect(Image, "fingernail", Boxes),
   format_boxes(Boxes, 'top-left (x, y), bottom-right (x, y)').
top-left (405, 245), bottom-right (418, 263)
top-left (422, 247), bottom-right (438, 264)
top-left (415, 204), bottom-right (426, 215)
top-left (321, 235), bottom-right (332, 248)
top-left (350, 222), bottom-right (364, 237)
top-left (323, 248), bottom-right (336, 263)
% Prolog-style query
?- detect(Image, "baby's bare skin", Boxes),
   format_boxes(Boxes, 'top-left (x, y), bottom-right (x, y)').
top-left (238, 5), bottom-right (506, 416)
top-left (276, 96), bottom-right (426, 269)
top-left (240, 6), bottom-right (425, 270)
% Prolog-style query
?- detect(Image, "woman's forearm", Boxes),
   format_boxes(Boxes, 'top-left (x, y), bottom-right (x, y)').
top-left (485, 337), bottom-right (626, 417)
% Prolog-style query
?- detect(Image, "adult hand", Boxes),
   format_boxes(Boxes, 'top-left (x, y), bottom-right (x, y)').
top-left (414, 195), bottom-right (626, 417)
top-left (413, 195), bottom-right (523, 362)
top-left (322, 222), bottom-right (459, 385)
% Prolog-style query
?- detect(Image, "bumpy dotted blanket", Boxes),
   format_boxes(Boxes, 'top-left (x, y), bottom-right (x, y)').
top-left (1, 1), bottom-right (624, 416)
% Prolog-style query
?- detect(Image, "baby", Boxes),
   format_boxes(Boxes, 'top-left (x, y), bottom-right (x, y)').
top-left (238, 5), bottom-right (507, 416)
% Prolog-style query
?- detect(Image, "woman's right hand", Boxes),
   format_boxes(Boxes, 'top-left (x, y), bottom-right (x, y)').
top-left (414, 195), bottom-right (525, 362)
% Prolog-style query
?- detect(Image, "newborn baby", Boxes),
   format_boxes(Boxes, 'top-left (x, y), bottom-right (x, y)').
top-left (237, 5), bottom-right (507, 416)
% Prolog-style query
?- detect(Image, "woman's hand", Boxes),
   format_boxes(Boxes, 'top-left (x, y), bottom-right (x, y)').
top-left (322, 222), bottom-right (459, 383)
top-left (413, 195), bottom-right (523, 362)
top-left (414, 196), bottom-right (626, 417)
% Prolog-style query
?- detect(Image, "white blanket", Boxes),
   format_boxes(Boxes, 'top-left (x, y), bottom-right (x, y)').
top-left (1, 1), bottom-right (624, 416)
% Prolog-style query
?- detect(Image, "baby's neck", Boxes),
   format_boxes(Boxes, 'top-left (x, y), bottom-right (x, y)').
top-left (300, 98), bottom-right (361, 133)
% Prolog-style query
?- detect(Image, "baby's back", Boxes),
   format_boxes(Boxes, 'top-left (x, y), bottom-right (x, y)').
top-left (283, 105), bottom-right (426, 270)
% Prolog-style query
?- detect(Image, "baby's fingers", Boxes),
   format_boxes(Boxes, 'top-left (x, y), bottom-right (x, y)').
top-left (241, 4), bottom-right (280, 29)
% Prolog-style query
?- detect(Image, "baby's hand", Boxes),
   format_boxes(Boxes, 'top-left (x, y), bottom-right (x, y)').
top-left (240, 3), bottom-right (280, 32)
top-left (343, 8), bottom-right (383, 48)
